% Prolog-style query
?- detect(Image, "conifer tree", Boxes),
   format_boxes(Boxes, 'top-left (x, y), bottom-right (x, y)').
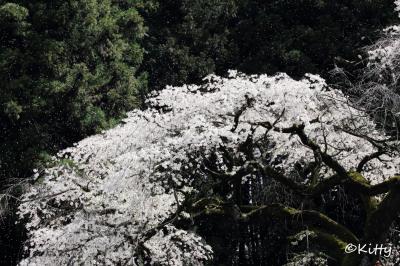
top-left (0, 0), bottom-right (147, 182)
top-left (0, 1), bottom-right (149, 263)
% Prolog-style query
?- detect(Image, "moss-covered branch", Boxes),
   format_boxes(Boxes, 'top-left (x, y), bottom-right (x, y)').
top-left (239, 204), bottom-right (359, 244)
top-left (364, 186), bottom-right (400, 243)
top-left (347, 172), bottom-right (400, 196)
top-left (288, 228), bottom-right (348, 262)
top-left (189, 198), bottom-right (358, 244)
top-left (194, 123), bottom-right (400, 266)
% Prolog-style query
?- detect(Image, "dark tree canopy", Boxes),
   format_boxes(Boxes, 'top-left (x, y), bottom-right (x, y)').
top-left (232, 0), bottom-right (397, 76)
top-left (0, 0), bottom-right (148, 181)
top-left (141, 0), bottom-right (238, 90)
top-left (143, 0), bottom-right (398, 90)
top-left (0, 0), bottom-right (151, 263)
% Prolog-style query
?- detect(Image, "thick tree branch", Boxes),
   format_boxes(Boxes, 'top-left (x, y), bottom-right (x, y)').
top-left (288, 229), bottom-right (347, 262)
top-left (342, 186), bottom-right (400, 266)
top-left (257, 163), bottom-right (346, 197)
top-left (253, 122), bottom-right (400, 197)
top-left (257, 165), bottom-right (308, 194)
top-left (253, 121), bottom-right (349, 178)
top-left (189, 198), bottom-right (358, 244)
top-left (239, 204), bottom-right (358, 244)
top-left (357, 150), bottom-right (385, 172)
top-left (347, 172), bottom-right (400, 196)
top-left (363, 186), bottom-right (400, 243)
top-left (289, 124), bottom-right (349, 178)
top-left (260, 164), bottom-right (400, 198)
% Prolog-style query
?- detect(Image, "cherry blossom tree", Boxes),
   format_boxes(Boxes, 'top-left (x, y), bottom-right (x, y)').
top-left (348, 1), bottom-right (400, 136)
top-left (16, 69), bottom-right (400, 266)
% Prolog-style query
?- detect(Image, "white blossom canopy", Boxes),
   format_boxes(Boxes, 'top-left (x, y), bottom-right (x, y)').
top-left (18, 71), bottom-right (400, 265)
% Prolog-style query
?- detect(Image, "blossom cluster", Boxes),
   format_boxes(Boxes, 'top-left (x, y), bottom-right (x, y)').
top-left (18, 70), bottom-right (399, 265)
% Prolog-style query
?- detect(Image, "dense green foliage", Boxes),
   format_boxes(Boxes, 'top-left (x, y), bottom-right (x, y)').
top-left (0, 0), bottom-right (148, 182)
top-left (0, 0), bottom-right (151, 263)
top-left (143, 0), bottom-right (397, 90)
